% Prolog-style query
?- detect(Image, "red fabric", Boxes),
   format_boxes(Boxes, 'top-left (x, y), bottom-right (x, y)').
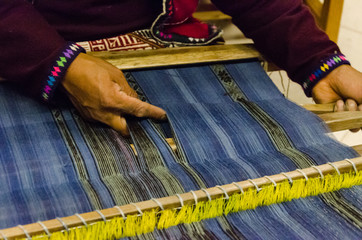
top-left (168, 0), bottom-right (198, 23)
top-left (158, 0), bottom-right (212, 39)
top-left (162, 17), bottom-right (211, 39)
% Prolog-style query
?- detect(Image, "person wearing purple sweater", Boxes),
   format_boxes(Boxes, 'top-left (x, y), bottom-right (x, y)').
top-left (1, 0), bottom-right (361, 135)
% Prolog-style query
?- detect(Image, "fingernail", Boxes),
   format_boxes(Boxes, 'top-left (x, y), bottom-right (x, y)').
top-left (160, 114), bottom-right (167, 121)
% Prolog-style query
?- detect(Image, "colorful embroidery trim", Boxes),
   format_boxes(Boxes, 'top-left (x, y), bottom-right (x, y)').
top-left (303, 54), bottom-right (350, 96)
top-left (41, 42), bottom-right (85, 102)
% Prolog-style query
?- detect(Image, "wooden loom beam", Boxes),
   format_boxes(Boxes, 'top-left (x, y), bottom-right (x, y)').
top-left (1, 157), bottom-right (361, 239)
top-left (193, 10), bottom-right (231, 22)
top-left (88, 44), bottom-right (261, 70)
top-left (303, 104), bottom-right (362, 132)
top-left (304, 0), bottom-right (344, 42)
top-left (318, 111), bottom-right (362, 132)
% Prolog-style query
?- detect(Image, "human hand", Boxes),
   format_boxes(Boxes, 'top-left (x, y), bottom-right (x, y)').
top-left (62, 53), bottom-right (166, 135)
top-left (312, 65), bottom-right (362, 131)
top-left (312, 65), bottom-right (362, 109)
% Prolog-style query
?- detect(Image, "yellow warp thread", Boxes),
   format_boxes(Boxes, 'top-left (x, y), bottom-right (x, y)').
top-left (28, 171), bottom-right (362, 240)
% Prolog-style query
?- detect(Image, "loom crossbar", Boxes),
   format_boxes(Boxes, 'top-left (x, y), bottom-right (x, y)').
top-left (88, 44), bottom-right (261, 70)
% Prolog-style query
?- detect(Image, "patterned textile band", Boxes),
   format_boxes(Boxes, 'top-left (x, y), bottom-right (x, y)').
top-left (41, 42), bottom-right (85, 102)
top-left (303, 53), bottom-right (350, 96)
top-left (77, 30), bottom-right (168, 52)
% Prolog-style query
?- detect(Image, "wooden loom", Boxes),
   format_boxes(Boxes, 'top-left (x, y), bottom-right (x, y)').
top-left (1, 2), bottom-right (361, 238)
top-left (1, 42), bottom-right (362, 240)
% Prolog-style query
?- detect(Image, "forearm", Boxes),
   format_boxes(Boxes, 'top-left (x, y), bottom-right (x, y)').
top-left (211, 0), bottom-right (344, 96)
top-left (0, 0), bottom-right (81, 100)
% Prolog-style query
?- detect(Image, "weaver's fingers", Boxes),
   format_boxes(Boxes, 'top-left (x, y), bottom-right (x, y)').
top-left (117, 92), bottom-right (167, 120)
top-left (106, 114), bottom-right (129, 136)
top-left (334, 99), bottom-right (358, 112)
top-left (334, 99), bottom-right (345, 112)
top-left (345, 99), bottom-right (358, 111)
top-left (334, 99), bottom-right (360, 132)
top-left (347, 99), bottom-right (360, 132)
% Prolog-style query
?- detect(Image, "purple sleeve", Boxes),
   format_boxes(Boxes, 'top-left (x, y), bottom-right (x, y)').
top-left (211, 0), bottom-right (349, 96)
top-left (0, 0), bottom-right (83, 101)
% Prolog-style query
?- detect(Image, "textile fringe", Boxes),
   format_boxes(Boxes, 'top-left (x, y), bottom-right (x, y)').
top-left (29, 171), bottom-right (362, 240)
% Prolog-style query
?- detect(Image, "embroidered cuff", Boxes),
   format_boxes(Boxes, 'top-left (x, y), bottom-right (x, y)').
top-left (302, 53), bottom-right (350, 97)
top-left (41, 42), bottom-right (85, 102)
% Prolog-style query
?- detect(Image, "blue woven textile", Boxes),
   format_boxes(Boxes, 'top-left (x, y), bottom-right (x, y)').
top-left (129, 62), bottom-right (362, 238)
top-left (0, 61), bottom-right (361, 239)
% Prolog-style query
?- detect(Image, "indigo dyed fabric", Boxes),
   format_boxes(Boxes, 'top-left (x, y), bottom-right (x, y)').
top-left (0, 61), bottom-right (361, 239)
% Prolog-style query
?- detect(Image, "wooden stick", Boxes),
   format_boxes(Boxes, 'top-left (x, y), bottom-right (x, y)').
top-left (302, 104), bottom-right (362, 131)
top-left (193, 10), bottom-right (232, 21)
top-left (302, 103), bottom-right (335, 114)
top-left (1, 157), bottom-right (361, 239)
top-left (88, 44), bottom-right (261, 70)
top-left (318, 111), bottom-right (362, 132)
top-left (353, 145), bottom-right (362, 155)
top-left (304, 0), bottom-right (343, 42)
top-left (305, 0), bottom-right (324, 20)
top-left (324, 0), bottom-right (344, 43)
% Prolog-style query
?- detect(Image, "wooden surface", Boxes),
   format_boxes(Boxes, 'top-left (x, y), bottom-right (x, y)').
top-left (303, 104), bottom-right (362, 132)
top-left (353, 145), bottom-right (362, 155)
top-left (318, 111), bottom-right (362, 132)
top-left (302, 103), bottom-right (335, 114)
top-left (88, 44), bottom-right (261, 70)
top-left (305, 0), bottom-right (324, 19)
top-left (304, 0), bottom-right (344, 42)
top-left (1, 157), bottom-right (361, 239)
top-left (324, 0), bottom-right (344, 43)
top-left (193, 10), bottom-right (231, 21)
